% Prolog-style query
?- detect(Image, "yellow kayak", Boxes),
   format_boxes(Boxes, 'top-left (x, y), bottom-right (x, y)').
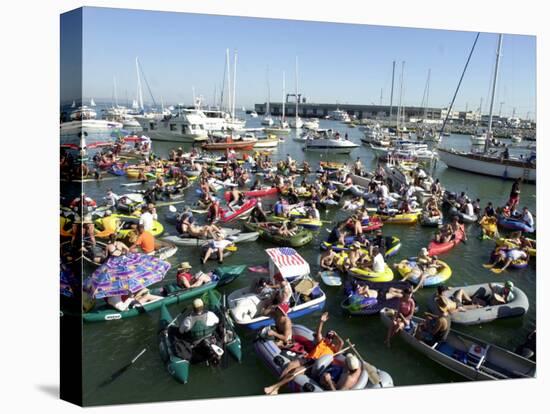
top-left (348, 264), bottom-right (394, 282)
top-left (495, 238), bottom-right (536, 256)
top-left (60, 216), bottom-right (73, 237)
top-left (371, 211), bottom-right (420, 224)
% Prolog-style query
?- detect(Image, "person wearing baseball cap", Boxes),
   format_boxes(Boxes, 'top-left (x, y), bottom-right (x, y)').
top-left (320, 353), bottom-right (363, 391)
top-left (179, 297), bottom-right (219, 337)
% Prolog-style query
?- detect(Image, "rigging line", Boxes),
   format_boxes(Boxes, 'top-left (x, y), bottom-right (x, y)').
top-left (438, 32), bottom-right (480, 140)
top-left (138, 61), bottom-right (158, 108)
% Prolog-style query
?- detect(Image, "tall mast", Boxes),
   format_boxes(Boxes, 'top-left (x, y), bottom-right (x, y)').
top-left (422, 69), bottom-right (431, 120)
top-left (295, 56), bottom-right (299, 125)
top-left (484, 34), bottom-right (503, 153)
top-left (113, 76), bottom-right (119, 108)
top-left (266, 66), bottom-right (270, 116)
top-left (225, 48), bottom-right (231, 114)
top-left (282, 71), bottom-right (286, 123)
top-left (389, 60), bottom-right (395, 125)
top-left (136, 57), bottom-right (144, 110)
top-left (232, 50), bottom-right (238, 119)
top-left (397, 61), bottom-right (405, 129)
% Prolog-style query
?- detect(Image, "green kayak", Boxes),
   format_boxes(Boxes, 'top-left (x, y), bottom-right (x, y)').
top-left (242, 221), bottom-right (313, 247)
top-left (158, 290), bottom-right (242, 384)
top-left (82, 265), bottom-right (246, 323)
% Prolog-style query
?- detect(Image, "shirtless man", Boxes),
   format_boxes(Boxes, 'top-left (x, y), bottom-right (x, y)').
top-left (264, 304), bottom-right (293, 347)
top-left (320, 246), bottom-right (338, 270)
top-left (321, 353), bottom-right (362, 391)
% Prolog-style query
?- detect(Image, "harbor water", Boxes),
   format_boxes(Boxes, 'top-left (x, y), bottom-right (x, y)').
top-left (67, 117), bottom-right (536, 406)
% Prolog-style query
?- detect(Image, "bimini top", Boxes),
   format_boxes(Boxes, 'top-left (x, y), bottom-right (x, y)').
top-left (266, 247), bottom-right (310, 280)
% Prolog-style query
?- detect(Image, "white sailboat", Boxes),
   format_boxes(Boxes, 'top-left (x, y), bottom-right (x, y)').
top-left (438, 34), bottom-right (536, 182)
top-left (261, 67), bottom-right (274, 126)
top-left (265, 71), bottom-right (290, 134)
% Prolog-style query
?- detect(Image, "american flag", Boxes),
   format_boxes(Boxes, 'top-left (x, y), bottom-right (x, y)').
top-left (266, 247), bottom-right (306, 268)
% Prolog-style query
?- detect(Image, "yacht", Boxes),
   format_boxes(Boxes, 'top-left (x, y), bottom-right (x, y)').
top-left (329, 109), bottom-right (351, 122)
top-left (250, 111), bottom-right (258, 118)
top-left (303, 129), bottom-right (359, 154)
top-left (60, 105), bottom-right (122, 136)
top-left (303, 118), bottom-right (320, 130)
top-left (135, 106), bottom-right (208, 142)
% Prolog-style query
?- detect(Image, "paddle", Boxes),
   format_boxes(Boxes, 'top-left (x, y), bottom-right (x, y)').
top-left (345, 339), bottom-right (381, 385)
top-left (490, 268), bottom-right (504, 274)
top-left (98, 348), bottom-right (147, 387)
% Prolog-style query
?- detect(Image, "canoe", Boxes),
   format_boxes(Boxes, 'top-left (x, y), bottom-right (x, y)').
top-left (346, 217), bottom-right (384, 232)
top-left (497, 215), bottom-right (535, 233)
top-left (380, 307), bottom-right (536, 380)
top-left (348, 264), bottom-right (394, 282)
top-left (495, 237), bottom-right (536, 256)
top-left (224, 187), bottom-right (279, 202)
top-left (426, 283), bottom-right (529, 325)
top-left (228, 276), bottom-right (326, 330)
top-left (242, 222), bottom-right (313, 247)
top-left (427, 225), bottom-right (465, 256)
top-left (159, 290), bottom-right (242, 384)
top-left (395, 259), bottom-right (452, 287)
top-left (371, 211), bottom-right (420, 224)
top-left (201, 140), bottom-right (256, 151)
top-left (341, 280), bottom-right (412, 315)
top-left (83, 267), bottom-right (245, 323)
top-left (220, 198), bottom-right (258, 223)
top-left (254, 324), bottom-right (393, 392)
top-left (161, 228), bottom-right (241, 246)
top-left (320, 235), bottom-right (401, 258)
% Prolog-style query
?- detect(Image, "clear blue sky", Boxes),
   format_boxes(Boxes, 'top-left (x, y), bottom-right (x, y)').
top-left (78, 7), bottom-right (536, 118)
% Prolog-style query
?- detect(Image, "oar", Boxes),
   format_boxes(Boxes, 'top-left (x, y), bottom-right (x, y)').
top-left (490, 267), bottom-right (504, 274)
top-left (345, 339), bottom-right (381, 385)
top-left (155, 199), bottom-right (189, 208)
top-left (98, 348), bottom-right (147, 387)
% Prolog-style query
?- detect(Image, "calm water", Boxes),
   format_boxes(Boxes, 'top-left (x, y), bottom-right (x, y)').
top-left (65, 117), bottom-right (536, 406)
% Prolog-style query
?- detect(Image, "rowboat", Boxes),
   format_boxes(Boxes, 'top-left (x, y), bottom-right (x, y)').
top-left (380, 308), bottom-right (536, 380)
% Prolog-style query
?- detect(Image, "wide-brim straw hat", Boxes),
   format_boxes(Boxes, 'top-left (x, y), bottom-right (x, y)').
top-left (178, 262), bottom-right (192, 270)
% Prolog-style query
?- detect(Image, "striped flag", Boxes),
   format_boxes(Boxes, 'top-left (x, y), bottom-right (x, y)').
top-left (266, 247), bottom-right (306, 268)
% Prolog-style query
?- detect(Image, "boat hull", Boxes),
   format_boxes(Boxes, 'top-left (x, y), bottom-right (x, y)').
top-left (438, 149), bottom-right (536, 183)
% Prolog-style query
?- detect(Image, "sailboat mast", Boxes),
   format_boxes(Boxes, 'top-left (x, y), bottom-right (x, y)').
top-left (232, 50), bottom-right (237, 119)
top-left (266, 67), bottom-right (270, 116)
top-left (397, 61), bottom-right (405, 130)
top-left (225, 48), bottom-right (231, 114)
top-left (136, 57), bottom-right (144, 110)
top-left (484, 34), bottom-right (503, 153)
top-left (295, 56), bottom-right (299, 125)
top-left (282, 71), bottom-right (286, 123)
top-left (389, 60), bottom-right (395, 126)
top-left (113, 76), bottom-right (119, 108)
top-left (423, 69), bottom-right (431, 120)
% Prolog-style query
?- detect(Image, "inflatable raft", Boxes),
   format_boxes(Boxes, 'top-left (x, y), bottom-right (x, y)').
top-left (254, 324), bottom-right (393, 392)
top-left (426, 283), bottom-right (529, 325)
top-left (341, 280), bottom-right (412, 316)
top-left (348, 264), bottom-right (394, 282)
top-left (242, 222), bottom-right (313, 247)
top-left (395, 259), bottom-right (452, 287)
top-left (497, 215), bottom-right (535, 233)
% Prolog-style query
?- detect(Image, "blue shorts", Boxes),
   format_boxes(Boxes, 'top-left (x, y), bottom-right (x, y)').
top-left (324, 365), bottom-right (344, 382)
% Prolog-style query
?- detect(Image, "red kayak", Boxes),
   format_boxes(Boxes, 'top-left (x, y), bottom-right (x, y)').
top-left (220, 198), bottom-right (258, 223)
top-left (428, 225), bottom-right (465, 256)
top-left (223, 187), bottom-right (279, 202)
top-left (346, 216), bottom-right (384, 232)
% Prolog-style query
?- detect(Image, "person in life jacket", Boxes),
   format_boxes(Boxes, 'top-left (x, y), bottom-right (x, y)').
top-left (179, 298), bottom-right (219, 343)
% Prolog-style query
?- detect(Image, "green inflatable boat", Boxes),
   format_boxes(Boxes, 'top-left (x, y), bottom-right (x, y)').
top-left (242, 221), bottom-right (313, 247)
top-left (158, 290), bottom-right (242, 384)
